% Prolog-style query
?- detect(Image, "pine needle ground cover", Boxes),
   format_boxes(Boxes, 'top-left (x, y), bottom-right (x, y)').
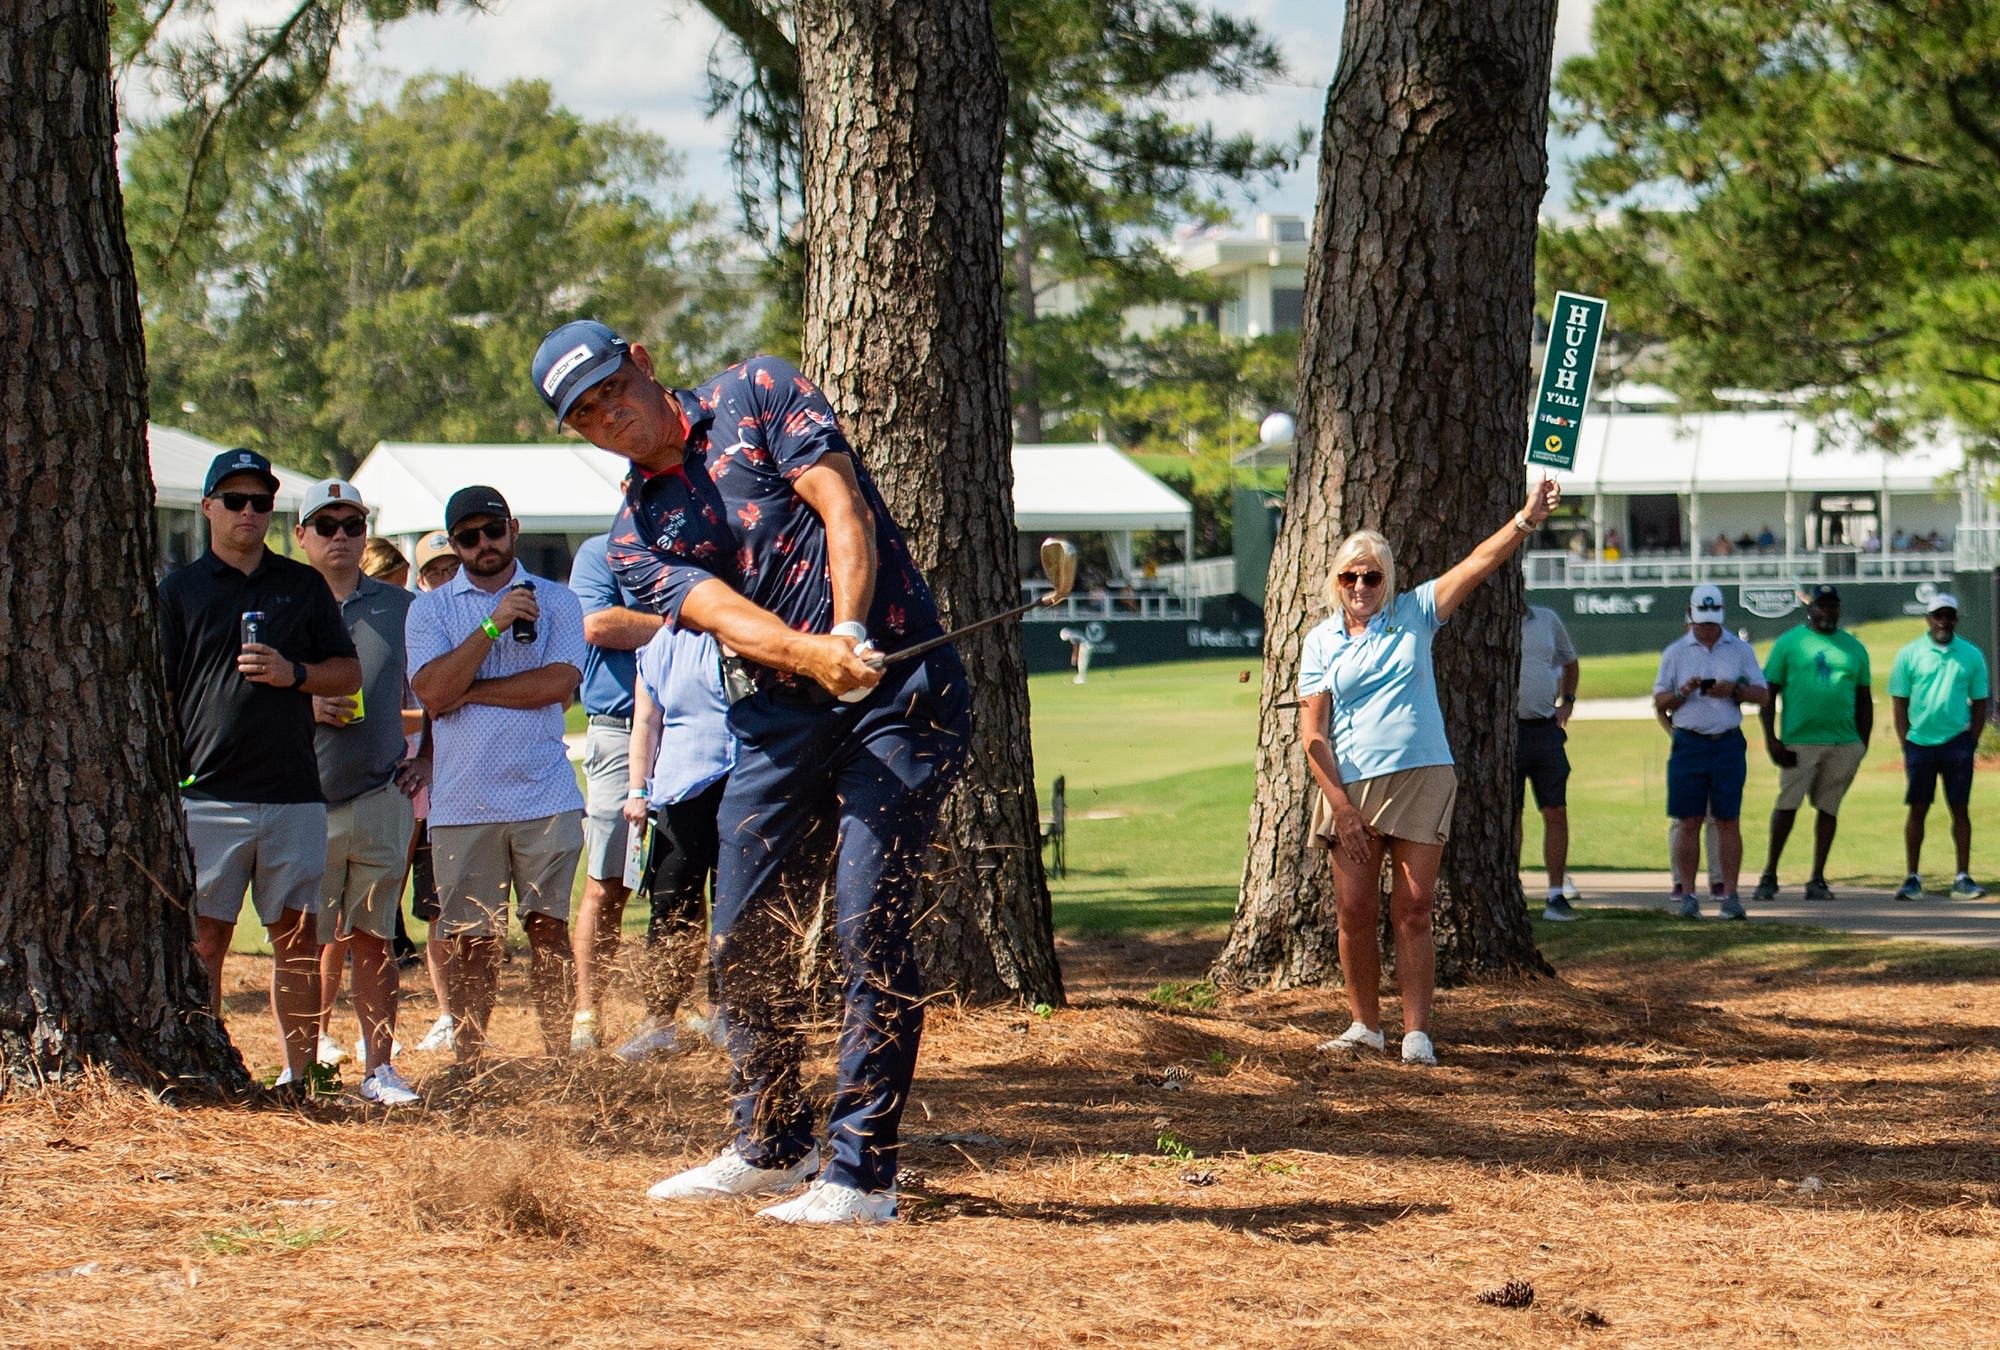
top-left (6, 923), bottom-right (2000, 1346)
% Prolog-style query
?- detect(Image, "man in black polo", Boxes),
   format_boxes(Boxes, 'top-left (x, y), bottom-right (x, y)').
top-left (158, 449), bottom-right (361, 1094)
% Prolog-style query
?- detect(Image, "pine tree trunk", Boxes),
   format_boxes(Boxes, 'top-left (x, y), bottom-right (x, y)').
top-left (1213, 0), bottom-right (1559, 990)
top-left (0, 1), bottom-right (250, 1094)
top-left (794, 0), bottom-right (1062, 1005)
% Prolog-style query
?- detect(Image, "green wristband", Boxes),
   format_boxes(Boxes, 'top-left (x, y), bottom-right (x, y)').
top-left (480, 617), bottom-right (503, 640)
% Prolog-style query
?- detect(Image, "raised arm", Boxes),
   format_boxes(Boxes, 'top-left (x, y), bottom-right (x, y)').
top-left (1433, 478), bottom-right (1561, 623)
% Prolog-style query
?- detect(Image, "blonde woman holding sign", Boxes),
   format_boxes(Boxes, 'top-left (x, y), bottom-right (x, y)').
top-left (1299, 478), bottom-right (1560, 1066)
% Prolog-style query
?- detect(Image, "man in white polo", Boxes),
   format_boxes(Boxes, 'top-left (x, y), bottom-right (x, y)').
top-left (407, 486), bottom-right (588, 1067)
top-left (1652, 584), bottom-right (1770, 920)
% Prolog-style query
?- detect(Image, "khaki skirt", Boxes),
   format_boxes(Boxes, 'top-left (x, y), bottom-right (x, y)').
top-left (1310, 764), bottom-right (1458, 847)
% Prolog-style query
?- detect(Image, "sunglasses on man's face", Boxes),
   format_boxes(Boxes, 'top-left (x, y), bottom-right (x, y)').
top-left (310, 515), bottom-right (367, 538)
top-left (452, 520), bottom-right (510, 549)
top-left (1337, 570), bottom-right (1384, 589)
top-left (216, 491), bottom-right (275, 514)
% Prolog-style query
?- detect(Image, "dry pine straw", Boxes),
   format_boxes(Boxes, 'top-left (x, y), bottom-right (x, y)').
top-left (3, 933), bottom-right (1999, 1349)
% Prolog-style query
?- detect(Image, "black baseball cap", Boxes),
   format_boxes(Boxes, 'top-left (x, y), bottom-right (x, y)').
top-left (1807, 583), bottom-right (1840, 605)
top-left (444, 485), bottom-right (511, 531)
top-left (203, 447), bottom-right (280, 496)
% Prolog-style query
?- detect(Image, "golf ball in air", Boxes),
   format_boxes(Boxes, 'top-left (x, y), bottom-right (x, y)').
top-left (1259, 412), bottom-right (1296, 447)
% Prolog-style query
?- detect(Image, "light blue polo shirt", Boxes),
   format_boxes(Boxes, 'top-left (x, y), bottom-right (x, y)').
top-left (634, 626), bottom-right (736, 806)
top-left (1298, 580), bottom-right (1453, 784)
top-left (405, 563), bottom-right (588, 828)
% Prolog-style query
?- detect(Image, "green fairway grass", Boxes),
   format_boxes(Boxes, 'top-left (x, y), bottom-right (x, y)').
top-left (1031, 649), bottom-right (1993, 935)
top-left (1529, 904), bottom-right (2000, 979)
top-left (233, 632), bottom-right (1989, 953)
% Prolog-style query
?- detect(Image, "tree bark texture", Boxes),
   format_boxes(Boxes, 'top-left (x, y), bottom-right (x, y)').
top-left (0, 1), bottom-right (249, 1093)
top-left (793, 0), bottom-right (1062, 1005)
top-left (1214, 0), bottom-right (1559, 990)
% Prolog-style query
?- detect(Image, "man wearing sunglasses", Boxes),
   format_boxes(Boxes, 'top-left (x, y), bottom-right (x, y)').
top-left (157, 449), bottom-right (361, 1099)
top-left (405, 485), bottom-right (587, 1071)
top-left (293, 480), bottom-right (424, 1106)
top-left (529, 320), bottom-right (970, 1225)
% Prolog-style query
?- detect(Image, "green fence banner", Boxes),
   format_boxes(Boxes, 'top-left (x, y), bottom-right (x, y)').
top-left (1526, 290), bottom-right (1607, 472)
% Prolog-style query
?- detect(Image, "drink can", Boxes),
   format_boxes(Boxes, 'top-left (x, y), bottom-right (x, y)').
top-left (510, 580), bottom-right (537, 643)
top-left (240, 611), bottom-right (265, 647)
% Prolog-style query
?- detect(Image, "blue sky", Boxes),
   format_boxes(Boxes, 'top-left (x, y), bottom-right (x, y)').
top-left (175, 1), bottom-right (1600, 227)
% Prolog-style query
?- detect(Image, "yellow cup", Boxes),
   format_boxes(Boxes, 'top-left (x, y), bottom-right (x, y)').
top-left (349, 686), bottom-right (366, 724)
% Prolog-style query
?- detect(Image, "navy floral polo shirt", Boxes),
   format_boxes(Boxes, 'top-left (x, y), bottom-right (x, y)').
top-left (607, 356), bottom-right (941, 688)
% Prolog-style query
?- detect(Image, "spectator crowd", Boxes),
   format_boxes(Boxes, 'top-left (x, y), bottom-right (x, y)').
top-left (160, 449), bottom-right (729, 1106)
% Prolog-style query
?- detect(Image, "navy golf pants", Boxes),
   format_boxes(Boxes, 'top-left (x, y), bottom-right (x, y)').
top-left (711, 647), bottom-right (971, 1193)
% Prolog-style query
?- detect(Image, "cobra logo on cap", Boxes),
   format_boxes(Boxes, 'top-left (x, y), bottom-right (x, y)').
top-left (542, 343), bottom-right (595, 397)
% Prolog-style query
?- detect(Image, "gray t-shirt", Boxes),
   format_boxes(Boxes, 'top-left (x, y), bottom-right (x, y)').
top-left (315, 574), bottom-right (415, 804)
top-left (1518, 605), bottom-right (1578, 719)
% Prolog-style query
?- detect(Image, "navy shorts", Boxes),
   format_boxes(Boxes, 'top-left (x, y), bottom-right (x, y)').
top-left (1666, 728), bottom-right (1747, 821)
top-left (1517, 719), bottom-right (1570, 810)
top-left (1904, 731), bottom-right (1976, 810)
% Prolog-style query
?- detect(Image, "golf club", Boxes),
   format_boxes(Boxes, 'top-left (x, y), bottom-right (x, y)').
top-left (881, 536), bottom-right (1079, 666)
top-left (837, 539), bottom-right (1078, 701)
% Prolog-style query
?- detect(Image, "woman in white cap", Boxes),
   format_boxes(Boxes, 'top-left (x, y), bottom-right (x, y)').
top-left (1300, 478), bottom-right (1560, 1067)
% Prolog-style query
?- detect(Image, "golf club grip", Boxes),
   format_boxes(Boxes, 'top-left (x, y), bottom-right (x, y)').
top-left (878, 598), bottom-right (1045, 666)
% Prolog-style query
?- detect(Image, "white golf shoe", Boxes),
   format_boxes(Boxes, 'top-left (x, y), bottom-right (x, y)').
top-left (757, 1179), bottom-right (896, 1225)
top-left (613, 1017), bottom-right (682, 1063)
top-left (1316, 1020), bottom-right (1386, 1054)
top-left (646, 1145), bottom-right (819, 1201)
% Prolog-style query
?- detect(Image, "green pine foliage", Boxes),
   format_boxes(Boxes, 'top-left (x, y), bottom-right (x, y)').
top-left (1543, 0), bottom-right (2000, 453)
top-left (129, 76), bottom-right (749, 476)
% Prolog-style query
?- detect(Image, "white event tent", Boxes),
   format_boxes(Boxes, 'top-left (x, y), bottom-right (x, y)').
top-left (1555, 409), bottom-right (1988, 563)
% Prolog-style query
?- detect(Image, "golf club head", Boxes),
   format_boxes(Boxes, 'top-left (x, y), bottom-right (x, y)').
top-left (1039, 537), bottom-right (1078, 604)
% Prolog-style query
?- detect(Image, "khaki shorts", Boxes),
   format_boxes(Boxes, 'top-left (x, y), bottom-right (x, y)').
top-left (317, 783), bottom-right (416, 942)
top-left (429, 810), bottom-right (583, 939)
top-left (1773, 741), bottom-right (1867, 816)
top-left (1312, 764), bottom-right (1458, 847)
top-left (182, 798), bottom-right (326, 927)
top-left (582, 723), bottom-right (638, 885)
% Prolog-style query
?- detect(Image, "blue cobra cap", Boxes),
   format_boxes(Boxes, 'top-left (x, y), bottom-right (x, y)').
top-left (531, 319), bottom-right (630, 425)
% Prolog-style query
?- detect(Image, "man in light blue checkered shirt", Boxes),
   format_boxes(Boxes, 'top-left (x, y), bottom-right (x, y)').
top-left (407, 485), bottom-right (588, 1066)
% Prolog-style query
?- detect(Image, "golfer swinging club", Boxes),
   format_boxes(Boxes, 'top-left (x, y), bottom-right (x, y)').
top-left (530, 321), bottom-right (970, 1225)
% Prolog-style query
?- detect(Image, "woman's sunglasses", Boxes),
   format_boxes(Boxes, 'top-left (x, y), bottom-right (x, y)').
top-left (452, 520), bottom-right (510, 549)
top-left (215, 491), bottom-right (275, 514)
top-left (310, 515), bottom-right (367, 538)
top-left (1336, 570), bottom-right (1384, 589)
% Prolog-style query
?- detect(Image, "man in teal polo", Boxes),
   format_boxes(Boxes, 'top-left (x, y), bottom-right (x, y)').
top-left (1753, 585), bottom-right (1872, 903)
top-left (1889, 594), bottom-right (1990, 900)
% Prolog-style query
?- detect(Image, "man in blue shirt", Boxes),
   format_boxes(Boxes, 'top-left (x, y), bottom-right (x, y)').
top-left (566, 532), bottom-right (668, 1051)
top-left (407, 486), bottom-right (588, 1069)
top-left (531, 320), bottom-right (970, 1225)
top-left (1651, 585), bottom-right (1770, 919)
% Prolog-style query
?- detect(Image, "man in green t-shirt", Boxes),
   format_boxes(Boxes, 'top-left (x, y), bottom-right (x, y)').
top-left (1889, 594), bottom-right (1991, 900)
top-left (1754, 585), bottom-right (1872, 903)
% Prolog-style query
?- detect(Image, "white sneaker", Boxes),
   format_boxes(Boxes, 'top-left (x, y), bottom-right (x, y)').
top-left (614, 1017), bottom-right (682, 1063)
top-left (1316, 1020), bottom-right (1385, 1054)
top-left (570, 1011), bottom-right (601, 1054)
top-left (359, 1064), bottom-right (420, 1107)
top-left (757, 1178), bottom-right (896, 1225)
top-left (683, 1010), bottom-right (728, 1047)
top-left (353, 1037), bottom-right (404, 1072)
top-left (415, 1015), bottom-right (456, 1053)
top-left (1401, 1031), bottom-right (1438, 1066)
top-left (315, 1034), bottom-right (347, 1067)
top-left (1561, 876), bottom-right (1581, 901)
top-left (646, 1145), bottom-right (819, 1201)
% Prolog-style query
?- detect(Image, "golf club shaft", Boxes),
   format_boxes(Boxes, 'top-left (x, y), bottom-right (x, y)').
top-left (878, 597), bottom-right (1051, 666)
